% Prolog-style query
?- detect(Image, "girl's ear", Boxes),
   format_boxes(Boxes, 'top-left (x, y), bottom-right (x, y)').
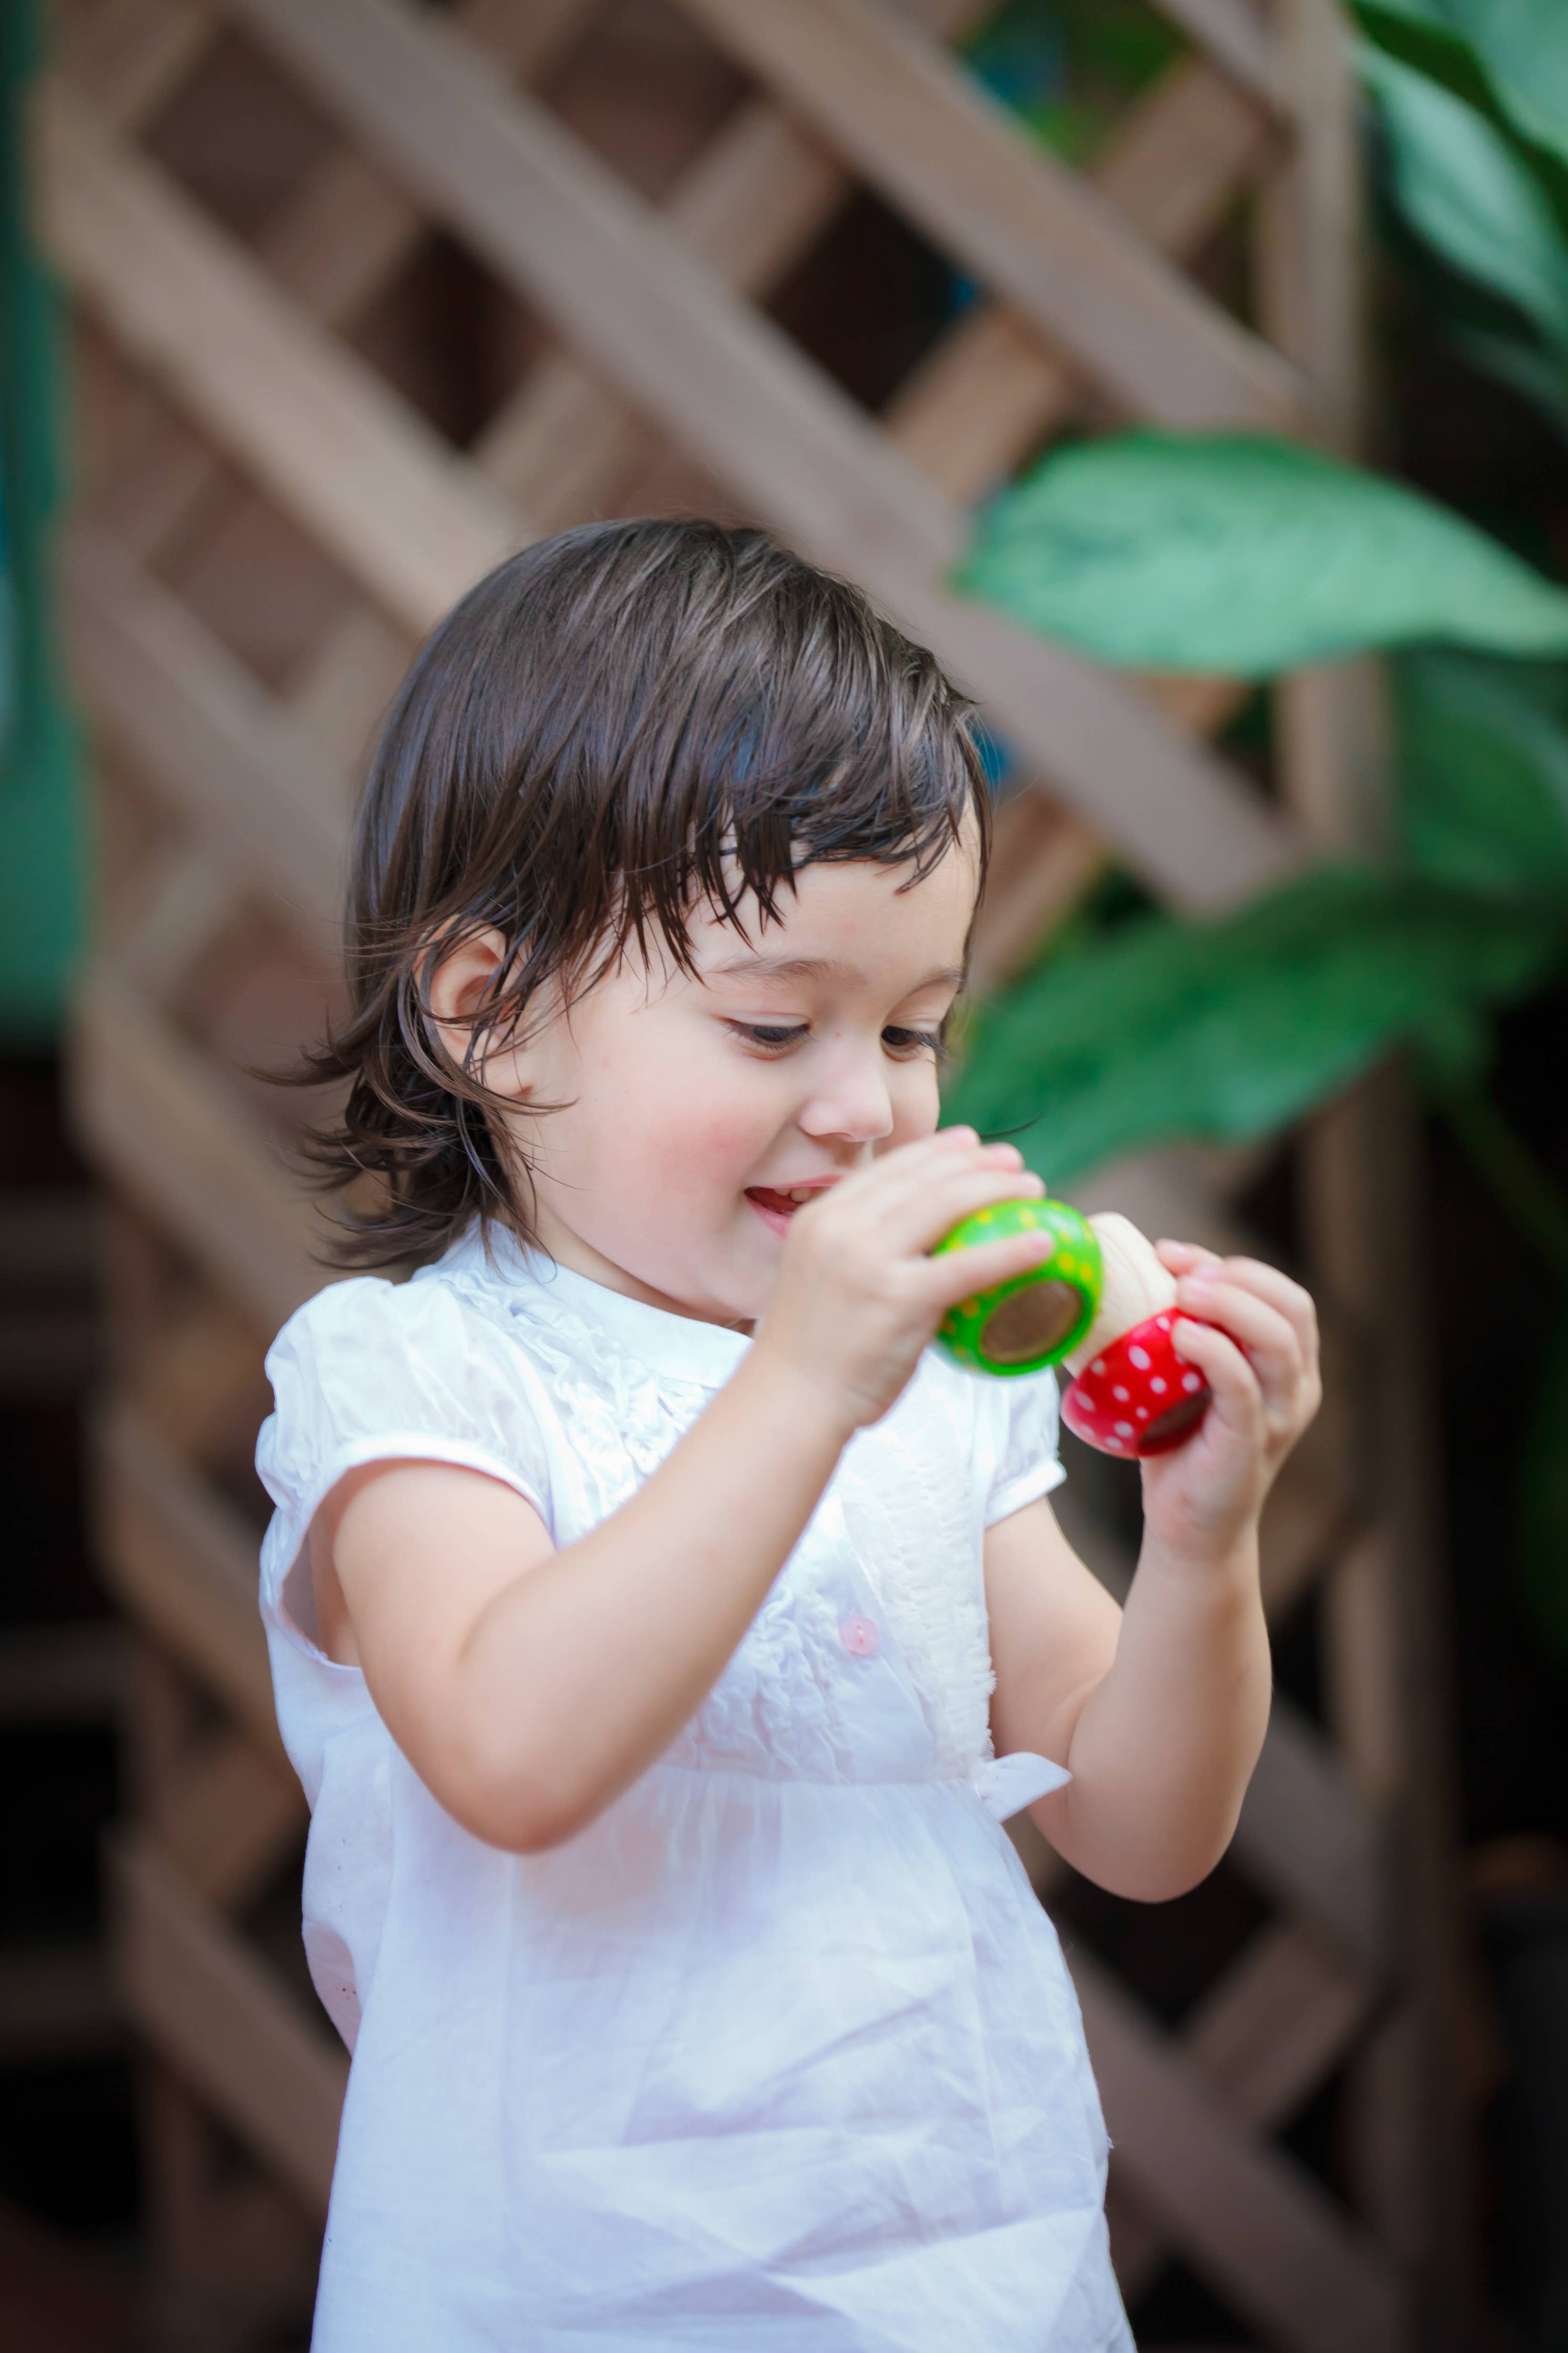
top-left (425, 926), bottom-right (531, 1102)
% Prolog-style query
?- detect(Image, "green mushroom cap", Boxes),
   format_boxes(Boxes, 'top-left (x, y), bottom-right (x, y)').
top-left (932, 1198), bottom-right (1104, 1379)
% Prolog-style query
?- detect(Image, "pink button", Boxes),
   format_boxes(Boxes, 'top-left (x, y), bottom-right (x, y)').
top-left (839, 1614), bottom-right (878, 1659)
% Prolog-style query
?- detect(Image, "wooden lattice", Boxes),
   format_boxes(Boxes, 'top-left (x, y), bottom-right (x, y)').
top-left (39, 2), bottom-right (1473, 2345)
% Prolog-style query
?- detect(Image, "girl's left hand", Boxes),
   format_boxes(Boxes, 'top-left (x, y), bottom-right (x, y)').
top-left (1138, 1242), bottom-right (1322, 1564)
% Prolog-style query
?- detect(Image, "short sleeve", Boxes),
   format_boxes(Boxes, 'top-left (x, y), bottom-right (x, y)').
top-left (983, 1365), bottom-right (1066, 1528)
top-left (257, 1275), bottom-right (555, 1646)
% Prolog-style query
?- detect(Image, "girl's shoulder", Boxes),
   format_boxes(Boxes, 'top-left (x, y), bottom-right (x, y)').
top-left (265, 1261), bottom-right (511, 1394)
top-left (895, 1348), bottom-right (1065, 1529)
top-left (258, 1262), bottom-right (560, 1540)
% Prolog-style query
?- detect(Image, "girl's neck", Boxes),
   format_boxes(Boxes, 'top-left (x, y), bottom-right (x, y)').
top-left (499, 1213), bottom-right (753, 1336)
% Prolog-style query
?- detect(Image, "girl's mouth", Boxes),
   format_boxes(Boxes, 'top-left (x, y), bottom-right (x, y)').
top-left (744, 1183), bottom-right (832, 1235)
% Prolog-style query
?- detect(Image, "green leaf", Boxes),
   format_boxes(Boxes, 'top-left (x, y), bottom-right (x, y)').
top-left (1354, 2), bottom-right (1493, 109)
top-left (1373, 0), bottom-right (1445, 21)
top-left (954, 432), bottom-right (1568, 675)
top-left (1444, 0), bottom-right (1568, 174)
top-left (1517, 1291), bottom-right (1568, 1662)
top-left (1447, 326), bottom-right (1568, 438)
top-left (1358, 42), bottom-right (1568, 352)
top-left (1399, 650), bottom-right (1568, 897)
top-left (944, 865), bottom-right (1560, 1183)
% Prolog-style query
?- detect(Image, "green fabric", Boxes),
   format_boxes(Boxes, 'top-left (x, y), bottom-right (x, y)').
top-left (1, 1), bottom-right (84, 1043)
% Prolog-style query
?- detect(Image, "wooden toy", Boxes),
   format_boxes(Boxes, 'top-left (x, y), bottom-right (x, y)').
top-left (937, 1203), bottom-right (1213, 1454)
top-left (933, 1198), bottom-right (1102, 1376)
top-left (1057, 1213), bottom-right (1212, 1456)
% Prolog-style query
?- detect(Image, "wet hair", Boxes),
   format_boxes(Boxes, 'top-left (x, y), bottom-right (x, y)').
top-left (299, 516), bottom-right (991, 1264)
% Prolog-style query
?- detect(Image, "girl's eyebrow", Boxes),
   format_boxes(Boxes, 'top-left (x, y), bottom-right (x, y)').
top-left (705, 952), bottom-right (965, 990)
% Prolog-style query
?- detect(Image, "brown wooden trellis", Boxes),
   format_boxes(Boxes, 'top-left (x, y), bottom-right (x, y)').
top-left (37, 2), bottom-right (1474, 2344)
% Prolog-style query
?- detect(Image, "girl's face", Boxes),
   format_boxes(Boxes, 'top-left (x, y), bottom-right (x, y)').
top-left (464, 821), bottom-right (982, 1328)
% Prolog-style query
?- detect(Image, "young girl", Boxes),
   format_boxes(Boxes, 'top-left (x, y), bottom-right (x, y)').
top-left (258, 518), bottom-right (1319, 2351)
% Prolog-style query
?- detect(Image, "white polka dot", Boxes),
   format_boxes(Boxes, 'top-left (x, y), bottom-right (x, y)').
top-left (1128, 1345), bottom-right (1151, 1370)
top-left (1182, 1372), bottom-right (1202, 1393)
top-left (1106, 1435), bottom-right (1125, 1449)
top-left (1114, 1421), bottom-right (1134, 1437)
top-left (1091, 1360), bottom-right (1106, 1376)
top-left (1113, 1385), bottom-right (1129, 1401)
top-left (1150, 1377), bottom-right (1167, 1394)
top-left (1158, 1316), bottom-right (1171, 1331)
top-left (1136, 1407), bottom-right (1148, 1420)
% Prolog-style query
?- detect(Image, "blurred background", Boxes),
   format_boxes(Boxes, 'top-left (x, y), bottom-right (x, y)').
top-left (4, 0), bottom-right (1568, 2346)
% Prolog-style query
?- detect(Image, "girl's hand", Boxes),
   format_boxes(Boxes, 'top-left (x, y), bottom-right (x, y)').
top-left (753, 1129), bottom-right (1053, 1433)
top-left (1137, 1242), bottom-right (1322, 1565)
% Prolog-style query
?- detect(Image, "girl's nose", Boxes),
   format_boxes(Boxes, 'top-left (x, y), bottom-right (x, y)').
top-left (797, 1051), bottom-right (895, 1146)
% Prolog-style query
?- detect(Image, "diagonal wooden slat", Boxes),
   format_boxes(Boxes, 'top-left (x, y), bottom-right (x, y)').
top-left (274, 3), bottom-right (981, 725)
top-left (111, 843), bottom-right (244, 1006)
top-left (1109, 1916), bottom-right (1375, 2298)
top-left (471, 34), bottom-right (1267, 523)
top-left (674, 0), bottom-right (1309, 430)
top-left (1238, 1700), bottom-right (1389, 1977)
top-left (224, 0), bottom-right (1301, 908)
top-left (84, 0), bottom-right (596, 571)
top-left (55, 18), bottom-right (1279, 960)
top-left (155, 1731), bottom-right (307, 1910)
top-left (112, 1834), bottom-right (347, 2211)
top-left (1181, 1918), bottom-right (1370, 2134)
top-left (887, 55), bottom-right (1277, 499)
top-left (1149, 0), bottom-right (1293, 116)
top-left (1055, 1491), bottom-right (1386, 1976)
top-left (463, 52), bottom-right (1267, 966)
top-left (475, 44), bottom-right (1274, 530)
top-left (470, 90), bottom-right (858, 536)
top-left (968, 793), bottom-right (1112, 990)
top-left (93, 1401), bottom-right (285, 1757)
top-left (71, 963), bottom-right (327, 1333)
top-left (130, 1290), bottom-right (275, 1467)
top-left (54, 0), bottom-right (219, 131)
top-left (1076, 1946), bottom-right (1405, 2353)
top-left (39, 82), bottom-right (521, 636)
top-left (255, 0), bottom-right (591, 312)
top-left (63, 522), bottom-right (349, 951)
top-left (292, 49), bottom-right (1264, 803)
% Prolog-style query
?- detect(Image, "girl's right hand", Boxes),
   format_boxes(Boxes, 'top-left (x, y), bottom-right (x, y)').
top-left (752, 1129), bottom-right (1053, 1433)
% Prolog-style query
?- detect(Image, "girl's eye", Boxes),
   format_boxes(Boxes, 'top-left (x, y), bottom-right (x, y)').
top-left (730, 1022), bottom-right (808, 1052)
top-left (727, 1022), bottom-right (947, 1059)
top-left (883, 1027), bottom-right (947, 1061)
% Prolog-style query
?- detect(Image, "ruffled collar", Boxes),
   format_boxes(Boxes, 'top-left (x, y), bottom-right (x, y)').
top-left (433, 1223), bottom-right (752, 1392)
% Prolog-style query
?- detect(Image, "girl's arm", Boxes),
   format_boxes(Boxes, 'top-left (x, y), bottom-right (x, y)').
top-left (985, 1247), bottom-right (1320, 1902)
top-left (313, 1129), bottom-right (1054, 1855)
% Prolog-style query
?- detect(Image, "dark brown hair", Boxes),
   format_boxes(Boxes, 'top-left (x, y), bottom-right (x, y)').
top-left (301, 516), bottom-right (991, 1263)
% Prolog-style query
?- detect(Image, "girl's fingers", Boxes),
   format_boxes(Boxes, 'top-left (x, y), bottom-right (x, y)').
top-left (1162, 1246), bottom-right (1317, 1366)
top-left (1216, 1256), bottom-right (1320, 1377)
top-left (854, 1151), bottom-right (1043, 1257)
top-left (1170, 1316), bottom-right (1262, 1435)
top-left (792, 1136), bottom-right (1008, 1252)
top-left (1156, 1238), bottom-right (1222, 1278)
top-left (1178, 1276), bottom-right (1302, 1410)
top-left (1183, 1268), bottom-right (1318, 1404)
top-left (918, 1227), bottom-right (1055, 1313)
top-left (831, 1128), bottom-right (1011, 1214)
top-left (902, 1164), bottom-right (1046, 1259)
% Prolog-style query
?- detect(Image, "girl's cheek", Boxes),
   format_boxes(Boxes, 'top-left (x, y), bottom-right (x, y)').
top-left (891, 1063), bottom-right (942, 1143)
top-left (669, 1105), bottom-right (774, 1185)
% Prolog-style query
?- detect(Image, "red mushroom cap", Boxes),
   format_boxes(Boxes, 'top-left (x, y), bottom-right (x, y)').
top-left (1060, 1311), bottom-right (1212, 1459)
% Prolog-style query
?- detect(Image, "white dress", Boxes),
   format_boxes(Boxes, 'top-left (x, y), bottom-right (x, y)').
top-left (257, 1224), bottom-right (1134, 2351)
